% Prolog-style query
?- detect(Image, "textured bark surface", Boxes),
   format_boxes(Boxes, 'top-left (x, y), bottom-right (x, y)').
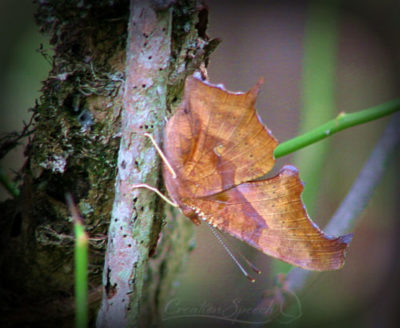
top-left (0, 0), bottom-right (217, 327)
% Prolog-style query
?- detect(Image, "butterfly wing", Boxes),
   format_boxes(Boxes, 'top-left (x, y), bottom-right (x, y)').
top-left (184, 165), bottom-right (352, 271)
top-left (163, 75), bottom-right (278, 198)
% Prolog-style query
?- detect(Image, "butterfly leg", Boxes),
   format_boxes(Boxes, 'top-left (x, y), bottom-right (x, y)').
top-left (143, 132), bottom-right (177, 178)
top-left (131, 183), bottom-right (178, 208)
top-left (131, 133), bottom-right (178, 207)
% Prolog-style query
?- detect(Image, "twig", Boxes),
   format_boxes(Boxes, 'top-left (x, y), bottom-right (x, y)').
top-left (0, 114), bottom-right (35, 197)
top-left (286, 112), bottom-right (400, 292)
top-left (0, 113), bottom-right (35, 160)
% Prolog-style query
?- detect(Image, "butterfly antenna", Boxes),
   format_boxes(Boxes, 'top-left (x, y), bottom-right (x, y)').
top-left (207, 223), bottom-right (256, 283)
top-left (216, 228), bottom-right (262, 275)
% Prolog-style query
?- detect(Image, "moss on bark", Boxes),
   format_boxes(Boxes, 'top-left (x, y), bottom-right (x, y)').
top-left (0, 1), bottom-right (218, 326)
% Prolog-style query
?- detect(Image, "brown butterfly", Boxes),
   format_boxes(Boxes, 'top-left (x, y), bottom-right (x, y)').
top-left (143, 74), bottom-right (351, 271)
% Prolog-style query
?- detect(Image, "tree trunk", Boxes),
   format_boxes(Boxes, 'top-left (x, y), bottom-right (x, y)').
top-left (0, 0), bottom-right (218, 327)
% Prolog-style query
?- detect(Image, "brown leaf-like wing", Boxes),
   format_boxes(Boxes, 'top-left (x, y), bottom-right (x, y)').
top-left (183, 165), bottom-right (352, 271)
top-left (164, 75), bottom-right (278, 199)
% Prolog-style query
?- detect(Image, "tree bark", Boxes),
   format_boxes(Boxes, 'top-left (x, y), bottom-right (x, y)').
top-left (0, 0), bottom-right (217, 327)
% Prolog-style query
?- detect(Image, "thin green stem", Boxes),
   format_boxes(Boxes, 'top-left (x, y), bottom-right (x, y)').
top-left (274, 98), bottom-right (400, 158)
top-left (74, 223), bottom-right (88, 328)
top-left (66, 193), bottom-right (88, 328)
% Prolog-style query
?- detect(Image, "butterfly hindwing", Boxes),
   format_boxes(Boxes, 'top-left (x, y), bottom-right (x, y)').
top-left (184, 166), bottom-right (351, 271)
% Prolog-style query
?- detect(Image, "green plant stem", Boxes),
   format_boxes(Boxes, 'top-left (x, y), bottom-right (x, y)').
top-left (74, 222), bottom-right (88, 328)
top-left (274, 98), bottom-right (400, 158)
top-left (66, 194), bottom-right (88, 328)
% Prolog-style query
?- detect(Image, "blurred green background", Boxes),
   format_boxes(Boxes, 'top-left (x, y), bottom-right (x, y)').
top-left (1, 0), bottom-right (399, 327)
